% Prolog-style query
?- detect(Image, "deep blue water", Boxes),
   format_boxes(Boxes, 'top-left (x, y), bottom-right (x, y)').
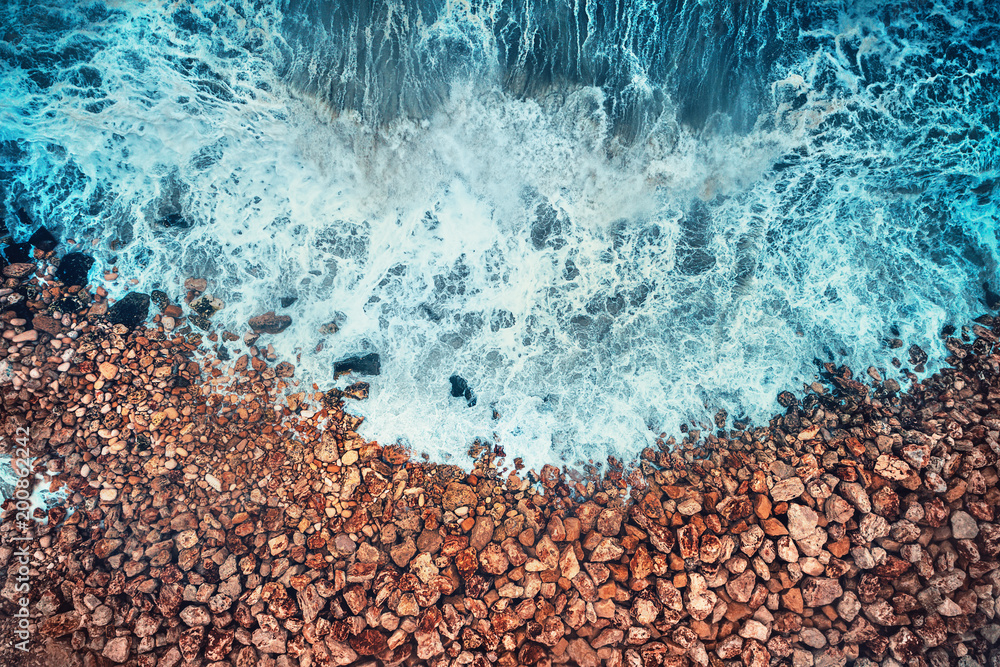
top-left (0, 0), bottom-right (997, 469)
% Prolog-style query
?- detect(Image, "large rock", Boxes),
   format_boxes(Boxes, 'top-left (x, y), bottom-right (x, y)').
top-left (443, 482), bottom-right (476, 510)
top-left (39, 611), bottom-right (83, 637)
top-left (2, 262), bottom-right (34, 279)
top-left (27, 223), bottom-right (58, 252)
top-left (801, 577), bottom-right (843, 607)
top-left (334, 352), bottom-right (381, 376)
top-left (786, 503), bottom-right (819, 541)
top-left (448, 374), bottom-right (476, 406)
top-left (248, 311), bottom-right (292, 334)
top-left (315, 431), bottom-right (340, 463)
top-left (2, 241), bottom-right (31, 263)
top-left (54, 252), bottom-right (94, 286)
top-left (950, 511), bottom-right (979, 539)
top-left (771, 477), bottom-right (805, 502)
top-left (101, 637), bottom-right (130, 663)
top-left (107, 292), bottom-right (150, 328)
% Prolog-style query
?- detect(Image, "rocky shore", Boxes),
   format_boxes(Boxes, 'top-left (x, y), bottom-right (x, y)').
top-left (2, 249), bottom-right (1000, 667)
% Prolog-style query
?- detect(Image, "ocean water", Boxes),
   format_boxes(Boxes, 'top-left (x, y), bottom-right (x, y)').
top-left (0, 1), bottom-right (997, 470)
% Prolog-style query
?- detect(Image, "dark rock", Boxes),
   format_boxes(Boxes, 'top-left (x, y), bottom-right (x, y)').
top-left (908, 344), bottom-right (927, 366)
top-left (27, 224), bottom-right (58, 252)
top-left (280, 296), bottom-right (297, 308)
top-left (107, 292), bottom-right (151, 328)
top-left (777, 391), bottom-right (798, 408)
top-left (2, 242), bottom-right (31, 263)
top-left (54, 252), bottom-right (94, 286)
top-left (150, 290), bottom-right (169, 311)
top-left (449, 374), bottom-right (477, 407)
top-left (334, 353), bottom-right (381, 377)
top-left (984, 282), bottom-right (1000, 309)
top-left (248, 311), bottom-right (292, 334)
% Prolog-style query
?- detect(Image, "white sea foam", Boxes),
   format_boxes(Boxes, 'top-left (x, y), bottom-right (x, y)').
top-left (0, 1), bottom-right (996, 472)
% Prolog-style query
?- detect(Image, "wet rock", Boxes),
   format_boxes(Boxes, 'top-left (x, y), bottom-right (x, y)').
top-left (2, 240), bottom-right (31, 263)
top-left (189, 293), bottom-right (224, 328)
top-left (27, 224), bottom-right (58, 252)
top-left (249, 311), bottom-right (292, 334)
top-left (2, 262), bottom-right (34, 279)
top-left (449, 374), bottom-right (477, 406)
top-left (54, 252), bottom-right (94, 286)
top-left (107, 292), bottom-right (150, 328)
top-left (334, 352), bottom-right (381, 376)
top-left (908, 344), bottom-right (928, 367)
top-left (777, 391), bottom-right (798, 408)
top-left (32, 314), bottom-right (61, 336)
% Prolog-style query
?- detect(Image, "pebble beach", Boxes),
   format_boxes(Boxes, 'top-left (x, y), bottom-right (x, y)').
top-left (2, 247), bottom-right (1000, 667)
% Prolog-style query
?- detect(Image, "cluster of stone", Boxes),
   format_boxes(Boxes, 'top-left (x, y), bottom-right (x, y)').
top-left (1, 253), bottom-right (999, 667)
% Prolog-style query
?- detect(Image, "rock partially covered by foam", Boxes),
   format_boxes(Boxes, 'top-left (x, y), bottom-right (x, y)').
top-left (107, 292), bottom-right (151, 328)
top-left (449, 374), bottom-right (477, 407)
top-left (334, 353), bottom-right (381, 377)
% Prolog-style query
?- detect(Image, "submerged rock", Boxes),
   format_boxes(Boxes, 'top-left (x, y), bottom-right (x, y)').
top-left (190, 293), bottom-right (224, 330)
top-left (280, 296), bottom-right (297, 308)
top-left (54, 252), bottom-right (95, 286)
top-left (334, 353), bottom-right (381, 377)
top-left (449, 374), bottom-right (477, 407)
top-left (908, 344), bottom-right (927, 370)
top-left (984, 282), bottom-right (1000, 309)
top-left (107, 292), bottom-right (151, 328)
top-left (248, 311), bottom-right (292, 334)
top-left (159, 212), bottom-right (191, 228)
top-left (27, 223), bottom-right (58, 252)
top-left (2, 241), bottom-right (31, 263)
top-left (150, 290), bottom-right (170, 311)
